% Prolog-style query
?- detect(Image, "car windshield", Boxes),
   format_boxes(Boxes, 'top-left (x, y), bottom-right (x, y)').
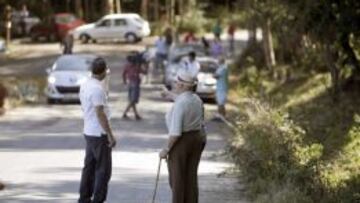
top-left (55, 14), bottom-right (76, 24)
top-left (54, 56), bottom-right (93, 71)
top-left (169, 45), bottom-right (206, 62)
top-left (200, 61), bottom-right (217, 73)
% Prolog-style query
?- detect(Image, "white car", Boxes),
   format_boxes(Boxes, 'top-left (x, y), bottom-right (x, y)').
top-left (73, 13), bottom-right (150, 44)
top-left (46, 54), bottom-right (110, 104)
top-left (165, 55), bottom-right (218, 100)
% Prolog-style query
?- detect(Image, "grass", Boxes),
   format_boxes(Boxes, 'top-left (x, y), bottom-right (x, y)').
top-left (228, 66), bottom-right (360, 203)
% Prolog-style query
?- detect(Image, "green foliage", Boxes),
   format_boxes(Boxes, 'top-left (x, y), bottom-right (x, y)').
top-left (230, 66), bottom-right (360, 202)
top-left (176, 8), bottom-right (208, 34)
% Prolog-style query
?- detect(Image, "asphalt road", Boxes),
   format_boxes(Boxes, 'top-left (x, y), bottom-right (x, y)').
top-left (0, 40), bottom-right (246, 203)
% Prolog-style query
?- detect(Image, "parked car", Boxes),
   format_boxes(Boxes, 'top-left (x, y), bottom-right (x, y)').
top-left (72, 13), bottom-right (151, 44)
top-left (30, 13), bottom-right (84, 42)
top-left (164, 44), bottom-right (218, 99)
top-left (46, 54), bottom-right (110, 104)
top-left (164, 44), bottom-right (207, 88)
top-left (11, 11), bottom-right (40, 36)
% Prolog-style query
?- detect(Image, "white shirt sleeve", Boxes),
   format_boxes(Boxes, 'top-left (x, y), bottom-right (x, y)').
top-left (91, 87), bottom-right (106, 107)
top-left (168, 100), bottom-right (185, 137)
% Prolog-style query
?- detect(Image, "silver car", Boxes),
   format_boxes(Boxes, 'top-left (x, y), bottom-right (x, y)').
top-left (164, 53), bottom-right (218, 99)
top-left (46, 54), bottom-right (109, 104)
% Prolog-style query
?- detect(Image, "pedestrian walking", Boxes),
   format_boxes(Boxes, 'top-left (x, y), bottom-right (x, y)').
top-left (210, 38), bottom-right (224, 59)
top-left (159, 69), bottom-right (206, 203)
top-left (227, 22), bottom-right (236, 56)
top-left (212, 20), bottom-right (222, 40)
top-left (155, 36), bottom-right (169, 74)
top-left (201, 36), bottom-right (210, 55)
top-left (78, 57), bottom-right (116, 203)
top-left (61, 33), bottom-right (74, 55)
top-left (0, 83), bottom-right (7, 116)
top-left (19, 4), bottom-right (29, 36)
top-left (122, 53), bottom-right (147, 120)
top-left (214, 58), bottom-right (229, 118)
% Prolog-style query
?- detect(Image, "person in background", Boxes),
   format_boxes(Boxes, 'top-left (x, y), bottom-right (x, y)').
top-left (19, 4), bottom-right (29, 36)
top-left (184, 31), bottom-right (197, 44)
top-left (0, 83), bottom-right (8, 116)
top-left (201, 36), bottom-right (210, 55)
top-left (227, 22), bottom-right (236, 56)
top-left (212, 20), bottom-right (222, 40)
top-left (214, 58), bottom-right (229, 118)
top-left (122, 53), bottom-right (147, 120)
top-left (210, 38), bottom-right (224, 59)
top-left (159, 69), bottom-right (206, 203)
top-left (182, 51), bottom-right (200, 79)
top-left (155, 36), bottom-right (169, 74)
top-left (61, 32), bottom-right (74, 54)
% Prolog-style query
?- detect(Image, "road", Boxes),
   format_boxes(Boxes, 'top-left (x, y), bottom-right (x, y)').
top-left (0, 40), bottom-right (246, 203)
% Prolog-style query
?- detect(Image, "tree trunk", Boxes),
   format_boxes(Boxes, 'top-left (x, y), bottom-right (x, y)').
top-left (340, 33), bottom-right (360, 78)
top-left (178, 0), bottom-right (184, 16)
top-left (103, 0), bottom-right (114, 15)
top-left (170, 0), bottom-right (175, 24)
top-left (262, 18), bottom-right (276, 69)
top-left (84, 0), bottom-right (90, 21)
top-left (141, 0), bottom-right (148, 19)
top-left (74, 0), bottom-right (83, 18)
top-left (248, 20), bottom-right (257, 46)
top-left (115, 0), bottom-right (121, 13)
top-left (324, 43), bottom-right (340, 101)
top-left (154, 0), bottom-right (160, 21)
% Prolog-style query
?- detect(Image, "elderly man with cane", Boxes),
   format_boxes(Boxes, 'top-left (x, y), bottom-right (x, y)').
top-left (159, 69), bottom-right (206, 203)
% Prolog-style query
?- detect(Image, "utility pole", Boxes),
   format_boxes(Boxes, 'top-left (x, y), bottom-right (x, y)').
top-left (4, 5), bottom-right (12, 51)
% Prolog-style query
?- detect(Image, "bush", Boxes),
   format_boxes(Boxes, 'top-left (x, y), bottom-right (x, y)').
top-left (229, 69), bottom-right (360, 202)
top-left (175, 8), bottom-right (208, 34)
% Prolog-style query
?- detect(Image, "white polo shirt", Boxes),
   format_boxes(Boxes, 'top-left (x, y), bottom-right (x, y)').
top-left (79, 77), bottom-right (111, 137)
top-left (165, 91), bottom-right (203, 137)
top-left (182, 59), bottom-right (200, 78)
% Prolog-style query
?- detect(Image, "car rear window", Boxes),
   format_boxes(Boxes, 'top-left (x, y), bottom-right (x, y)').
top-left (55, 14), bottom-right (76, 24)
top-left (55, 57), bottom-right (93, 71)
top-left (200, 61), bottom-right (217, 73)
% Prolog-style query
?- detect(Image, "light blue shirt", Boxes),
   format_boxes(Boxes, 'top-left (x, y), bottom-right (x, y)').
top-left (215, 64), bottom-right (228, 92)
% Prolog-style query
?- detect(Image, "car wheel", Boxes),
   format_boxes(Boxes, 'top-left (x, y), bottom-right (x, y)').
top-left (47, 98), bottom-right (57, 104)
top-left (31, 33), bottom-right (39, 42)
top-left (47, 33), bottom-right (57, 42)
top-left (80, 34), bottom-right (91, 44)
top-left (125, 33), bottom-right (138, 43)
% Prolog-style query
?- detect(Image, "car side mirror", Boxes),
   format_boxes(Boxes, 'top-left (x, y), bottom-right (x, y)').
top-left (46, 68), bottom-right (52, 74)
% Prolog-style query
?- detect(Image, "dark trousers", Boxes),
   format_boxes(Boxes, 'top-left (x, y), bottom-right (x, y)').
top-left (168, 131), bottom-right (205, 203)
top-left (79, 135), bottom-right (112, 203)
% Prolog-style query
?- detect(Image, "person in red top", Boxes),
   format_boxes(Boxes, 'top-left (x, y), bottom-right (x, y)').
top-left (228, 23), bottom-right (236, 55)
top-left (122, 53), bottom-right (147, 120)
top-left (184, 31), bottom-right (197, 44)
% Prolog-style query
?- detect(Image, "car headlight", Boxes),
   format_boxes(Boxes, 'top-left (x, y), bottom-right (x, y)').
top-left (48, 76), bottom-right (56, 84)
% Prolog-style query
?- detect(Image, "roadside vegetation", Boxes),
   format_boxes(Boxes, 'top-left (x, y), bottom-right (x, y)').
top-left (228, 1), bottom-right (360, 202)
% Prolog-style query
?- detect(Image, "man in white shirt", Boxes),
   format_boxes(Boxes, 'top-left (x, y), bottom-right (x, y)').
top-left (183, 51), bottom-right (200, 79)
top-left (78, 57), bottom-right (116, 203)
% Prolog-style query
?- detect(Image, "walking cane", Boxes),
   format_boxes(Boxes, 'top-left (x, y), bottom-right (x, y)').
top-left (152, 158), bottom-right (162, 203)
